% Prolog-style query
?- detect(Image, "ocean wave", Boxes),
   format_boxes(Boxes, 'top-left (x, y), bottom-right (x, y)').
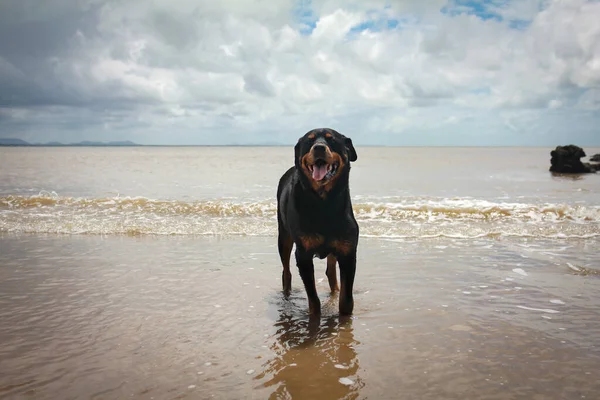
top-left (1, 194), bottom-right (599, 239)
top-left (2, 194), bottom-right (599, 221)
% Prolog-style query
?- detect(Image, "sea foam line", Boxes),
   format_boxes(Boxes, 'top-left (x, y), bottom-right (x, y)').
top-left (2, 194), bottom-right (599, 222)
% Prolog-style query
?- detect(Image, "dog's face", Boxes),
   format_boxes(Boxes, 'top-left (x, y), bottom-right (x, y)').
top-left (294, 128), bottom-right (357, 195)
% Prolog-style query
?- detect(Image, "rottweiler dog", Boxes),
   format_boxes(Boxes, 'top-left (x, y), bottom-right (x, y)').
top-left (276, 128), bottom-right (359, 316)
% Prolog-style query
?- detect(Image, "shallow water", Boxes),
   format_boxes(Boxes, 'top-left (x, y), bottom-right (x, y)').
top-left (1, 146), bottom-right (599, 399)
top-left (1, 235), bottom-right (599, 399)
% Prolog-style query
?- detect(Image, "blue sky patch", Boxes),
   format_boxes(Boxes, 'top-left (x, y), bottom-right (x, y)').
top-left (441, 0), bottom-right (505, 21)
top-left (293, 1), bottom-right (405, 37)
top-left (348, 18), bottom-right (401, 35)
top-left (441, 0), bottom-right (539, 30)
top-left (293, 0), bottom-right (318, 35)
top-left (293, 0), bottom-right (535, 38)
top-left (346, 8), bottom-right (409, 39)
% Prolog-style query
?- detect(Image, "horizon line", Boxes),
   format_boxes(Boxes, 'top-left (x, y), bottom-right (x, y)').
top-left (2, 144), bottom-right (600, 148)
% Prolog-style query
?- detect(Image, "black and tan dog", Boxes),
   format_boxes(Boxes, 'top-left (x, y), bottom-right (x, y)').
top-left (276, 128), bottom-right (359, 316)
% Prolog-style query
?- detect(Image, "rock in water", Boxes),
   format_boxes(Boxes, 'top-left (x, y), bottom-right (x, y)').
top-left (549, 145), bottom-right (596, 173)
top-left (590, 154), bottom-right (600, 162)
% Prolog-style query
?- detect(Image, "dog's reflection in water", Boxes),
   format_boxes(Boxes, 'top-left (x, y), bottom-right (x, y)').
top-left (255, 292), bottom-right (363, 400)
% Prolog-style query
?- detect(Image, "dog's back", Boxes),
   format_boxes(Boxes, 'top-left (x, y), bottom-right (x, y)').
top-left (277, 167), bottom-right (294, 206)
top-left (276, 166), bottom-right (295, 231)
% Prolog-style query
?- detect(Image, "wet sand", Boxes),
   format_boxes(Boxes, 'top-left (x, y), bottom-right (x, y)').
top-left (1, 234), bottom-right (599, 400)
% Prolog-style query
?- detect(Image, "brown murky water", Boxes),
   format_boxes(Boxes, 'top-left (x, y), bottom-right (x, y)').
top-left (1, 234), bottom-right (599, 399)
top-left (1, 146), bottom-right (599, 399)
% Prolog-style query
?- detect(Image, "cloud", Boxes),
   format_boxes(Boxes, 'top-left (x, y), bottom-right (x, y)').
top-left (0, 0), bottom-right (598, 145)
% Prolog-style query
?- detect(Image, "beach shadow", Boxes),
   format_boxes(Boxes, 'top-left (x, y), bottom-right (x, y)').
top-left (255, 292), bottom-right (363, 399)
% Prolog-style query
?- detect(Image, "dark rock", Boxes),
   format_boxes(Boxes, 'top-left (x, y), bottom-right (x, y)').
top-left (590, 154), bottom-right (600, 162)
top-left (549, 145), bottom-right (595, 173)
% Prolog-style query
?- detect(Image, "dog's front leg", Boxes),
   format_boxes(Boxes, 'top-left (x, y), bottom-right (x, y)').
top-left (338, 252), bottom-right (356, 316)
top-left (295, 249), bottom-right (321, 316)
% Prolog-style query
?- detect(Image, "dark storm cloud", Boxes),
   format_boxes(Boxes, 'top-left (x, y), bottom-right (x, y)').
top-left (0, 1), bottom-right (104, 107)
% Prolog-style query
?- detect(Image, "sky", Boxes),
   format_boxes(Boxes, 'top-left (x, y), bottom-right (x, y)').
top-left (0, 0), bottom-right (599, 146)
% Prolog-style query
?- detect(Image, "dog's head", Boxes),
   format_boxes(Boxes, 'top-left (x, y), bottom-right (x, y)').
top-left (294, 128), bottom-right (357, 197)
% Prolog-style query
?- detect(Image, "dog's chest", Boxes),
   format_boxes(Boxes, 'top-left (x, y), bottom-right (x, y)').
top-left (298, 234), bottom-right (354, 258)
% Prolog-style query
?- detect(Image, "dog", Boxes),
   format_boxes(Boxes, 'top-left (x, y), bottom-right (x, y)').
top-left (276, 128), bottom-right (359, 316)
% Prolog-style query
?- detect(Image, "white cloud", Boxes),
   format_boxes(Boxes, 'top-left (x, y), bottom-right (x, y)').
top-left (0, 0), bottom-right (598, 145)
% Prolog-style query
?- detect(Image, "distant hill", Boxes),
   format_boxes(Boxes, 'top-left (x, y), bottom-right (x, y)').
top-left (0, 138), bottom-right (140, 146)
top-left (0, 138), bottom-right (30, 145)
top-left (68, 140), bottom-right (139, 146)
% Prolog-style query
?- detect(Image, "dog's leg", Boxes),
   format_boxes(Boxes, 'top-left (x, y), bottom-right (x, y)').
top-left (338, 253), bottom-right (356, 316)
top-left (326, 254), bottom-right (338, 293)
top-left (296, 249), bottom-right (321, 315)
top-left (278, 232), bottom-right (293, 295)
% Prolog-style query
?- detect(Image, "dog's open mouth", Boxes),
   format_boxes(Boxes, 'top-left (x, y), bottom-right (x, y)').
top-left (309, 159), bottom-right (338, 182)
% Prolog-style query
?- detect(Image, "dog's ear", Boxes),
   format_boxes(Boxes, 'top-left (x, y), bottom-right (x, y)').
top-left (294, 139), bottom-right (301, 169)
top-left (344, 137), bottom-right (357, 162)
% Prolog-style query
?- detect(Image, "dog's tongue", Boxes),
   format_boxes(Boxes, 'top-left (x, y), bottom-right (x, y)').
top-left (312, 164), bottom-right (328, 181)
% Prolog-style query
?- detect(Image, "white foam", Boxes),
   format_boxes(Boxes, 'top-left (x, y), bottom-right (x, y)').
top-left (516, 305), bottom-right (560, 314)
top-left (188, 385), bottom-right (196, 389)
top-left (246, 369), bottom-right (254, 375)
top-left (566, 263), bottom-right (581, 272)
top-left (512, 268), bottom-right (528, 276)
top-left (339, 377), bottom-right (354, 385)
top-left (4, 194), bottom-right (600, 239)
top-left (549, 299), bottom-right (565, 305)
top-left (335, 364), bottom-right (349, 369)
